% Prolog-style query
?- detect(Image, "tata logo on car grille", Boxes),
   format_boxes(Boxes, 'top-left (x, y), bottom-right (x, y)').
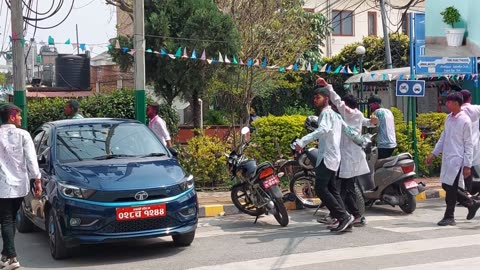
top-left (134, 191), bottom-right (149, 201)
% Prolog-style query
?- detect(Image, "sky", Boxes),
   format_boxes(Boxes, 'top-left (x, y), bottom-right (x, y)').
top-left (0, 0), bottom-right (117, 65)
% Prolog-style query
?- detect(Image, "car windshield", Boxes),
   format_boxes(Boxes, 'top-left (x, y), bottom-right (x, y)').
top-left (55, 122), bottom-right (168, 163)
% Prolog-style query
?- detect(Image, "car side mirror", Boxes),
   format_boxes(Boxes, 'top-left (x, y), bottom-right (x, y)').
top-left (38, 155), bottom-right (48, 169)
top-left (168, 147), bottom-right (178, 158)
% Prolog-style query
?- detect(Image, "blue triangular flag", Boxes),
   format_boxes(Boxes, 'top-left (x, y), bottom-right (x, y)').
top-left (247, 58), bottom-right (253, 67)
top-left (326, 65), bottom-right (332, 73)
top-left (160, 49), bottom-right (167, 56)
top-left (293, 62), bottom-right (298, 71)
top-left (371, 74), bottom-right (376, 79)
top-left (79, 43), bottom-right (86, 51)
top-left (122, 47), bottom-right (129, 53)
top-left (399, 74), bottom-right (404, 80)
top-left (191, 49), bottom-right (197, 59)
top-left (466, 74), bottom-right (472, 80)
top-left (261, 57), bottom-right (267, 68)
top-left (342, 66), bottom-right (348, 74)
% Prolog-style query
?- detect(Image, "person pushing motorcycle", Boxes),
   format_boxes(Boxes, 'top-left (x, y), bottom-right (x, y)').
top-left (295, 86), bottom-right (354, 232)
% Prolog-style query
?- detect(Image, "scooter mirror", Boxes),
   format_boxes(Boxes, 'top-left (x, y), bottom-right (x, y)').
top-left (241, 126), bottom-right (250, 135)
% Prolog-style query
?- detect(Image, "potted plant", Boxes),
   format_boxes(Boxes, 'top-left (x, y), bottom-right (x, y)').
top-left (440, 6), bottom-right (465, 47)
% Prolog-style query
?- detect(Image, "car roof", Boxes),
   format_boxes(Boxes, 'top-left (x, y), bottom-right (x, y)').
top-left (45, 118), bottom-right (142, 128)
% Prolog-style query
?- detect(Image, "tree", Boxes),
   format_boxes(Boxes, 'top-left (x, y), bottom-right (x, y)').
top-left (0, 73), bottom-right (6, 86)
top-left (214, 0), bottom-right (330, 124)
top-left (109, 0), bottom-right (240, 128)
top-left (323, 33), bottom-right (410, 71)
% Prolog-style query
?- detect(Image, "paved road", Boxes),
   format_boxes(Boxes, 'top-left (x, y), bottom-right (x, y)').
top-left (5, 199), bottom-right (480, 270)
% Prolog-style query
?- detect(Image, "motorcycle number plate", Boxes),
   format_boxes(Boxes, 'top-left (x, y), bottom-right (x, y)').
top-left (262, 175), bottom-right (280, 189)
top-left (403, 180), bottom-right (418, 189)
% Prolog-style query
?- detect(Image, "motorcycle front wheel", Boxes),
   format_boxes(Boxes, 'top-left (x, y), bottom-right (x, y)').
top-left (273, 198), bottom-right (289, 227)
top-left (289, 172), bottom-right (321, 208)
top-left (231, 184), bottom-right (264, 216)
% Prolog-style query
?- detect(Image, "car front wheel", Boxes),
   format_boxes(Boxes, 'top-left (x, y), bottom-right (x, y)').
top-left (16, 202), bottom-right (35, 233)
top-left (48, 210), bottom-right (71, 259)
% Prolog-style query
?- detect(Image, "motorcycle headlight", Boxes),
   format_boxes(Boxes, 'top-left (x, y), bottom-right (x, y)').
top-left (179, 175), bottom-right (195, 191)
top-left (58, 182), bottom-right (96, 199)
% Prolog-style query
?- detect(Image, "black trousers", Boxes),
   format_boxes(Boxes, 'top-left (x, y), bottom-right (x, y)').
top-left (315, 161), bottom-right (349, 221)
top-left (340, 177), bottom-right (361, 218)
top-left (378, 148), bottom-right (395, 159)
top-left (442, 170), bottom-right (472, 219)
top-left (0, 197), bottom-right (24, 258)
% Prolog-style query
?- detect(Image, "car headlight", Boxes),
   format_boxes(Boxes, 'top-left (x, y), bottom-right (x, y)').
top-left (58, 182), bottom-right (96, 199)
top-left (179, 175), bottom-right (195, 191)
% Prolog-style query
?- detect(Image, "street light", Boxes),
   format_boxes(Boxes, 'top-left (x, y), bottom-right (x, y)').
top-left (355, 45), bottom-right (366, 112)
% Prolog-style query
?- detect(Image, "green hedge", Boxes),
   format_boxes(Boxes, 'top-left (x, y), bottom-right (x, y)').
top-left (245, 115), bottom-right (307, 163)
top-left (26, 90), bottom-right (179, 135)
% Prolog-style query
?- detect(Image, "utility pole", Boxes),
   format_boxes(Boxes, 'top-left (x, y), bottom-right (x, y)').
top-left (76, 24), bottom-right (80, 54)
top-left (133, 0), bottom-right (146, 124)
top-left (326, 0), bottom-right (332, 58)
top-left (379, 0), bottom-right (393, 69)
top-left (11, 0), bottom-right (27, 128)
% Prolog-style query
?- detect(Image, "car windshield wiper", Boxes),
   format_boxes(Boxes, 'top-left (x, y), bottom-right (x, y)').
top-left (93, 154), bottom-right (136, 160)
top-left (140, 153), bottom-right (167, 158)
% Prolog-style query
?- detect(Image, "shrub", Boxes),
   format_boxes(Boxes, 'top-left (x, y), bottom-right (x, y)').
top-left (283, 103), bottom-right (316, 116)
top-left (204, 110), bottom-right (230, 125)
top-left (177, 131), bottom-right (230, 188)
top-left (390, 107), bottom-right (434, 176)
top-left (26, 89), bottom-right (179, 135)
top-left (245, 115), bottom-right (307, 163)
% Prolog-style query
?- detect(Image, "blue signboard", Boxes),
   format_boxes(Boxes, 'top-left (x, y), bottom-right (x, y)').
top-left (411, 13), bottom-right (477, 75)
top-left (396, 80), bottom-right (425, 97)
top-left (416, 57), bottom-right (477, 75)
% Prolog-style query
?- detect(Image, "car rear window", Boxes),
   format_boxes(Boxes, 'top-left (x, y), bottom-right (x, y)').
top-left (55, 122), bottom-right (168, 163)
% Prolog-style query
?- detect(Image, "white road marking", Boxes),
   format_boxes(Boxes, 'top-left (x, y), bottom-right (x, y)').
top-left (381, 257), bottom-right (480, 270)
top-left (187, 234), bottom-right (480, 270)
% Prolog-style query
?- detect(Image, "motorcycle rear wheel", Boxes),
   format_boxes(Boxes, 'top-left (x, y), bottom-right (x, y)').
top-left (399, 188), bottom-right (417, 214)
top-left (289, 172), bottom-right (321, 208)
top-left (231, 184), bottom-right (264, 216)
top-left (273, 198), bottom-right (289, 227)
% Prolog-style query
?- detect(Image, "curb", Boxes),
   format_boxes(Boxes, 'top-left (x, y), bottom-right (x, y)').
top-left (198, 189), bottom-right (446, 218)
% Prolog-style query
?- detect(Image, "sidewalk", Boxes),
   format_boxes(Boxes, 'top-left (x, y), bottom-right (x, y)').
top-left (197, 177), bottom-right (445, 218)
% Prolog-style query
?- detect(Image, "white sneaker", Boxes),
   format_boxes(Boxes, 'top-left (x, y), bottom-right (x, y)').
top-left (0, 257), bottom-right (9, 268)
top-left (2, 258), bottom-right (20, 270)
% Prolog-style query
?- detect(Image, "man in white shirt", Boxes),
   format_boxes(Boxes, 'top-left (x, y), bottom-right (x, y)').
top-left (460, 90), bottom-right (480, 194)
top-left (427, 92), bottom-right (480, 226)
top-left (146, 103), bottom-right (172, 147)
top-left (295, 87), bottom-right (354, 232)
top-left (366, 95), bottom-right (397, 159)
top-left (317, 77), bottom-right (371, 227)
top-left (0, 104), bottom-right (42, 269)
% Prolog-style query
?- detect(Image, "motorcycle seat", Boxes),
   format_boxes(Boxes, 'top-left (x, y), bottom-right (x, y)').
top-left (375, 153), bottom-right (412, 170)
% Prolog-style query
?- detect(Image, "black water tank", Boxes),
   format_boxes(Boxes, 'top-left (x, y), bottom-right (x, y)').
top-left (55, 53), bottom-right (90, 90)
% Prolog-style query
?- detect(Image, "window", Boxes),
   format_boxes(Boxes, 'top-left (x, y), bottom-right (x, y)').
top-left (401, 13), bottom-right (411, 37)
top-left (332, 10), bottom-right (354, 36)
top-left (368, 12), bottom-right (377, 36)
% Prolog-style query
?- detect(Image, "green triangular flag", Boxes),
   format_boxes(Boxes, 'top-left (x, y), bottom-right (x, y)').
top-left (48, 36), bottom-right (55, 45)
top-left (146, 49), bottom-right (153, 53)
top-left (313, 63), bottom-right (319, 72)
top-left (279, 67), bottom-right (285, 72)
top-left (175, 47), bottom-right (182, 58)
top-left (333, 65), bottom-right (342, 74)
top-left (233, 56), bottom-right (238, 65)
top-left (107, 45), bottom-right (113, 50)
top-left (65, 39), bottom-right (71, 45)
top-left (353, 65), bottom-right (358, 74)
top-left (20, 39), bottom-right (26, 47)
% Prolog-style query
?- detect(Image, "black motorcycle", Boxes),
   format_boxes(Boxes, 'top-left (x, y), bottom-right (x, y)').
top-left (227, 127), bottom-right (289, 227)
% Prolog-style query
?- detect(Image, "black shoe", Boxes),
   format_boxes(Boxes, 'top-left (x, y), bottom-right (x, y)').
top-left (437, 218), bottom-right (456, 226)
top-left (331, 214), bottom-right (354, 232)
top-left (467, 200), bottom-right (480, 220)
top-left (343, 224), bottom-right (353, 233)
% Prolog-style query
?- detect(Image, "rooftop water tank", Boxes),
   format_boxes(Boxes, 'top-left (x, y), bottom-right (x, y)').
top-left (55, 53), bottom-right (90, 90)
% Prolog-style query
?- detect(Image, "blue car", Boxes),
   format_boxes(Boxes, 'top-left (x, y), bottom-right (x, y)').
top-left (16, 118), bottom-right (198, 259)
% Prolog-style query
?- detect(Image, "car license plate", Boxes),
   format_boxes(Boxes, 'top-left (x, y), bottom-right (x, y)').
top-left (403, 180), bottom-right (418, 189)
top-left (116, 204), bottom-right (166, 221)
top-left (262, 175), bottom-right (280, 189)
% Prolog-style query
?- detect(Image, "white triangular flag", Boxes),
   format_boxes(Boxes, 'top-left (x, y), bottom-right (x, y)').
top-left (224, 55), bottom-right (230, 63)
top-left (218, 52), bottom-right (224, 63)
top-left (320, 64), bottom-right (327, 72)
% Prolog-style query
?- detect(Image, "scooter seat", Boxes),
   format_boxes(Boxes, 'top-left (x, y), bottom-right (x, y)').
top-left (375, 153), bottom-right (412, 170)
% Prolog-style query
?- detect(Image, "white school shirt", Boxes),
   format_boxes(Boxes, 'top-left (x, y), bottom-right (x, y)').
top-left (0, 124), bottom-right (41, 198)
top-left (327, 85), bottom-right (370, 178)
top-left (461, 103), bottom-right (480, 166)
top-left (148, 115), bottom-right (171, 146)
top-left (297, 106), bottom-right (342, 172)
top-left (432, 111), bottom-right (473, 187)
